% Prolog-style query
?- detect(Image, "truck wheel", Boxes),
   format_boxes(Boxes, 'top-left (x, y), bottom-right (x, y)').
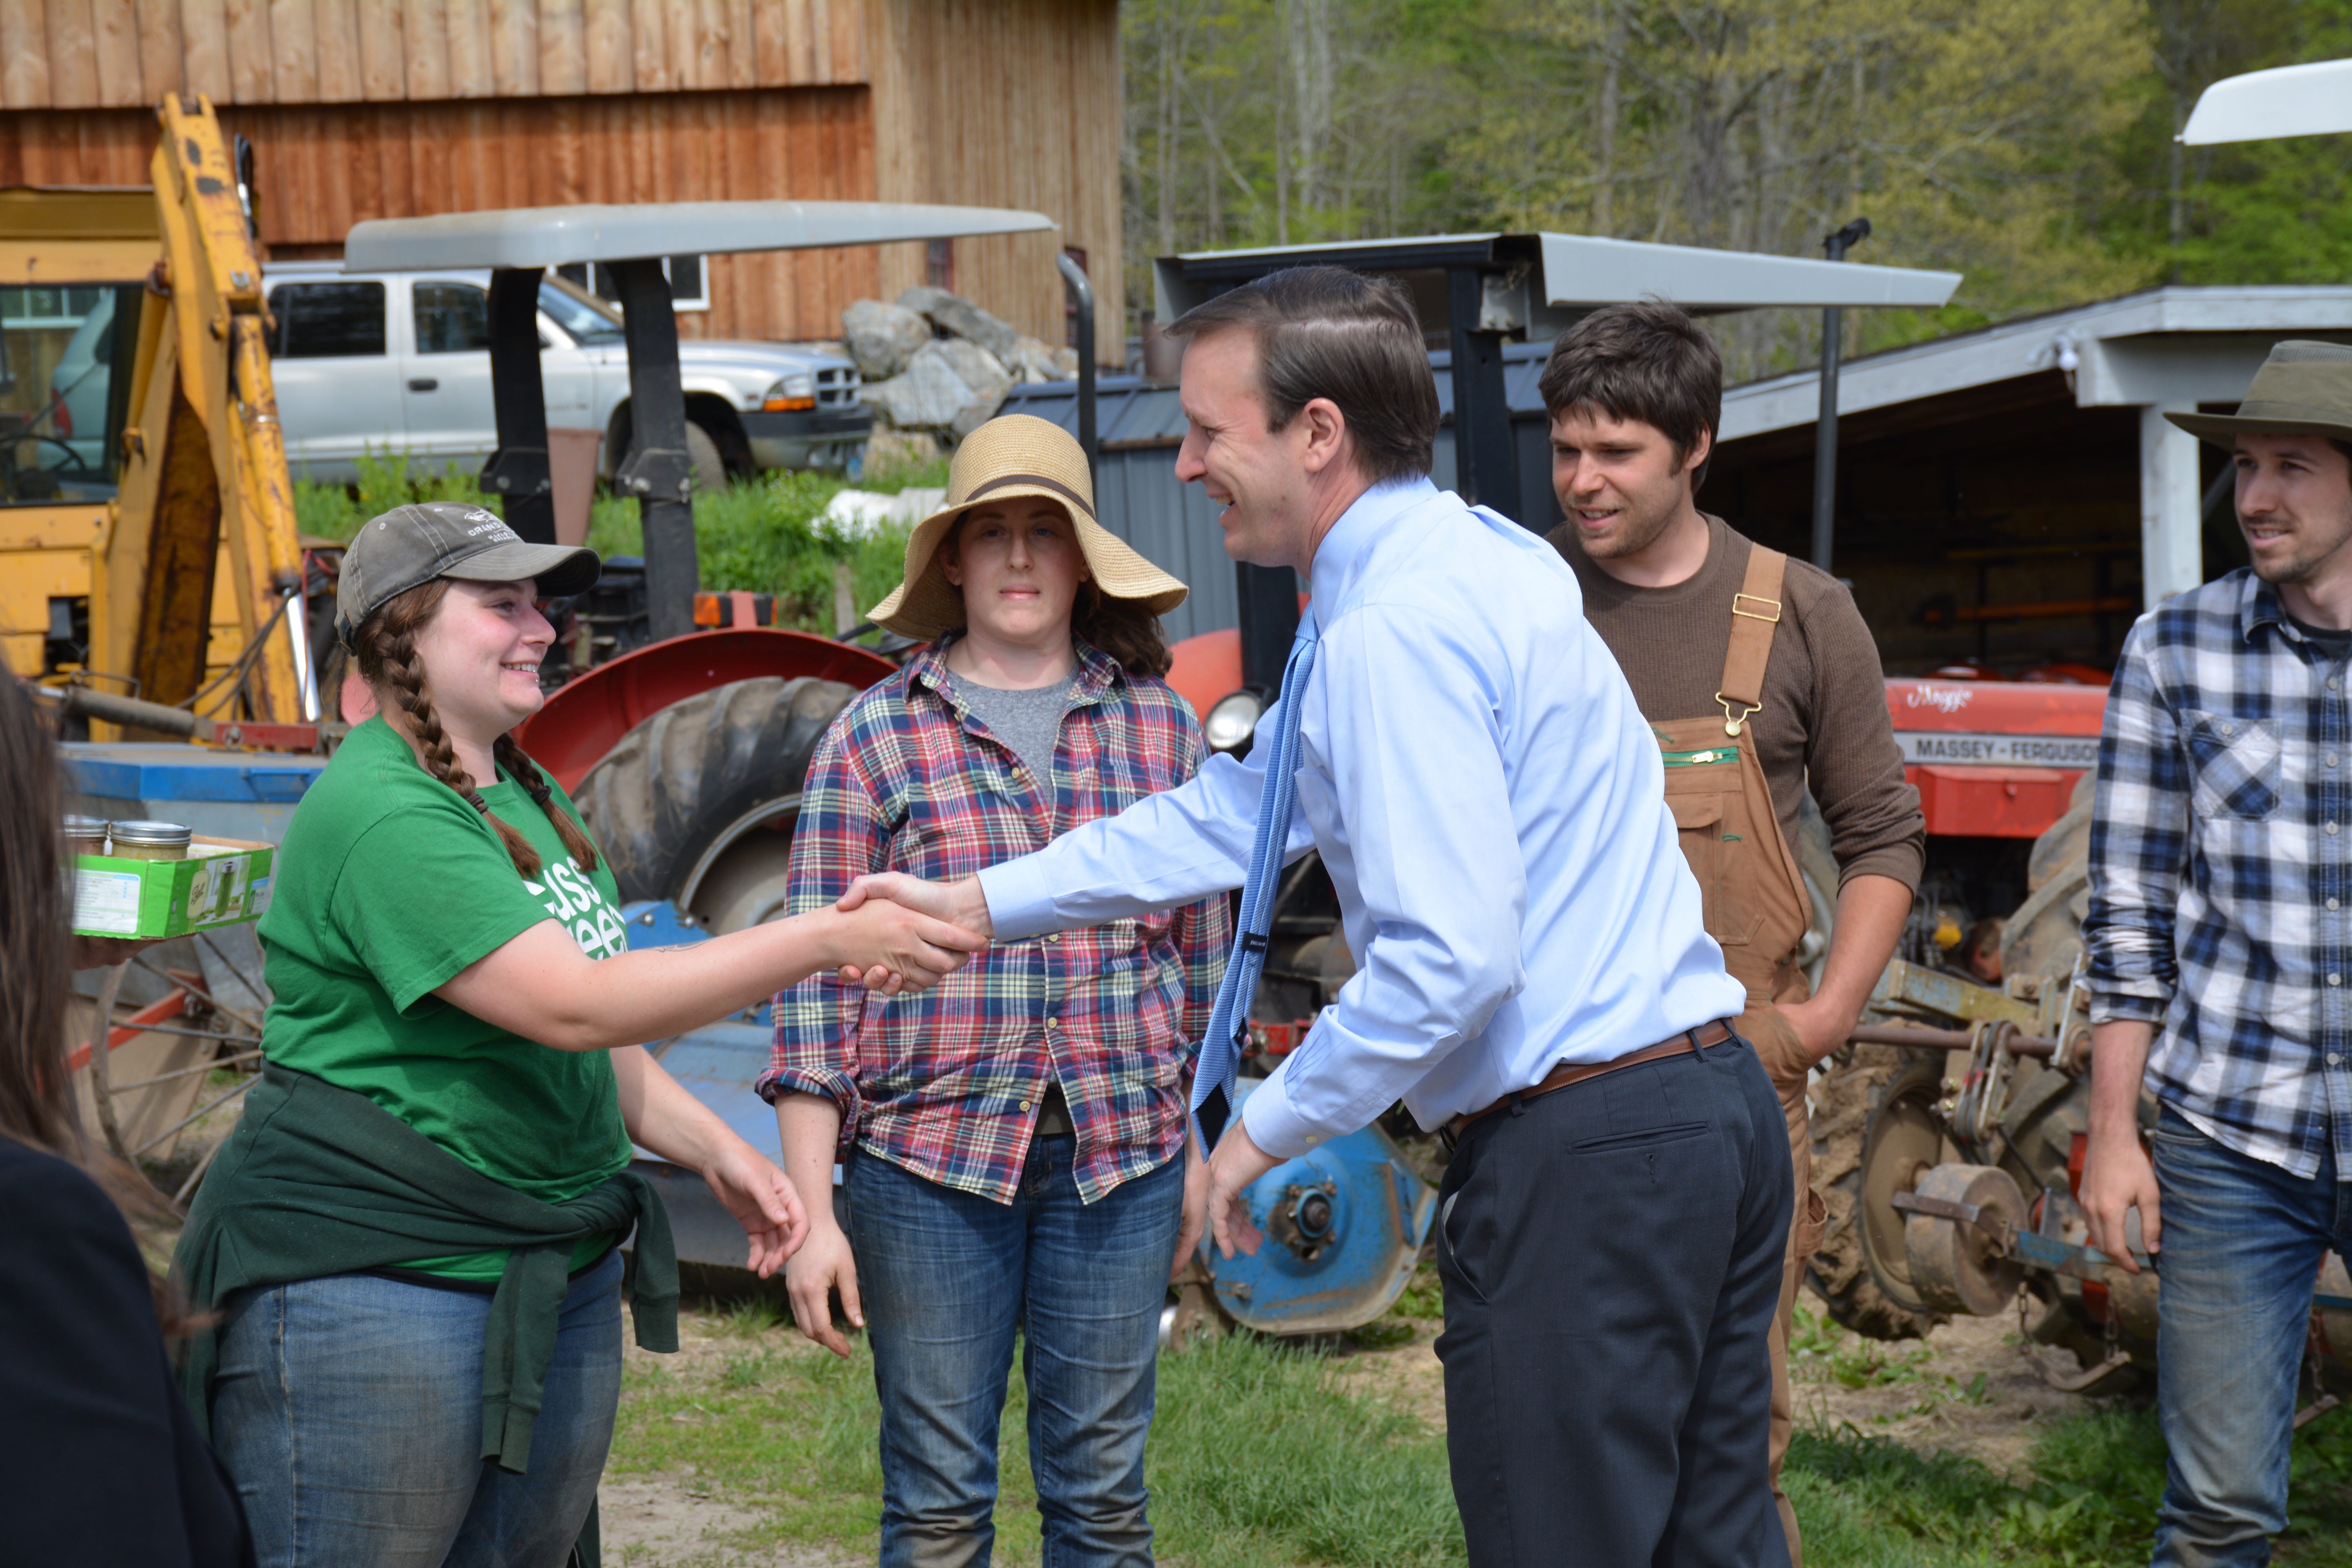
top-left (687, 421), bottom-right (729, 496)
top-left (572, 676), bottom-right (859, 932)
top-left (1807, 1044), bottom-right (1947, 1341)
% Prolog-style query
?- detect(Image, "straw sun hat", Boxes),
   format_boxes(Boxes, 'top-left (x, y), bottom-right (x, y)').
top-left (869, 414), bottom-right (1188, 641)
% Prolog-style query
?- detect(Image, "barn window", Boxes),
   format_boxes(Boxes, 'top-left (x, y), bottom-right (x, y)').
top-left (562, 258), bottom-right (709, 315)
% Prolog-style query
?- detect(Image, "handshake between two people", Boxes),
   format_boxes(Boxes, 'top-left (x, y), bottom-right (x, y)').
top-left (828, 871), bottom-right (997, 993)
top-left (822, 870), bottom-right (1281, 1278)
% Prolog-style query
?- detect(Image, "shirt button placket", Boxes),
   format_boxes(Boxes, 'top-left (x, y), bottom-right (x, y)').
top-left (2334, 671), bottom-right (2348, 1067)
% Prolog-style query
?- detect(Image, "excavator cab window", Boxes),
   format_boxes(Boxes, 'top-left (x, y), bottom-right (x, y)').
top-left (0, 282), bottom-right (141, 505)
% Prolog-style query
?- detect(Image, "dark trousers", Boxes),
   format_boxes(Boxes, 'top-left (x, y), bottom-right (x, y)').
top-left (1434, 1032), bottom-right (1793, 1568)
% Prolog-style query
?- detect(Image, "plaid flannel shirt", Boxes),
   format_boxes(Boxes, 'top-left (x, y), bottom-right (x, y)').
top-left (2086, 568), bottom-right (2352, 1179)
top-left (757, 637), bottom-right (1229, 1204)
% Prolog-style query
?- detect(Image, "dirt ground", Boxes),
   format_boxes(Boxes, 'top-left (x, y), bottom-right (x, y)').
top-left (1331, 1303), bottom-right (2096, 1482)
top-left (603, 1320), bottom-right (850, 1568)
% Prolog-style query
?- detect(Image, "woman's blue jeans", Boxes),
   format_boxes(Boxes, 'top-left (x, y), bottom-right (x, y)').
top-left (209, 1249), bottom-right (624, 1568)
top-left (2149, 1107), bottom-right (2352, 1568)
top-left (846, 1138), bottom-right (1184, 1568)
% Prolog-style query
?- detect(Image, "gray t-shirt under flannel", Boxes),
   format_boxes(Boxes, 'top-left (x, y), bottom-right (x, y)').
top-left (953, 674), bottom-right (1074, 791)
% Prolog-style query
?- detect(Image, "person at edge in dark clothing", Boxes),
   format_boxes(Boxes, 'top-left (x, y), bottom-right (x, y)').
top-left (0, 672), bottom-right (254, 1567)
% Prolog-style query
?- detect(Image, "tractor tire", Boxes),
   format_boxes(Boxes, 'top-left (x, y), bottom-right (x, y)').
top-left (1806, 1042), bottom-right (1947, 1341)
top-left (573, 676), bottom-right (860, 930)
top-left (2002, 769), bottom-right (2098, 986)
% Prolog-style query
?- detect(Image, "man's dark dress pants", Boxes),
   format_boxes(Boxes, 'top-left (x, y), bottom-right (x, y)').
top-left (1434, 1032), bottom-right (1794, 1568)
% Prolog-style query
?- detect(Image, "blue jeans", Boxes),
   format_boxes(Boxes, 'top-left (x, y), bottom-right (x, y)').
top-left (211, 1249), bottom-right (624, 1568)
top-left (846, 1138), bottom-right (1185, 1568)
top-left (2149, 1107), bottom-right (2352, 1568)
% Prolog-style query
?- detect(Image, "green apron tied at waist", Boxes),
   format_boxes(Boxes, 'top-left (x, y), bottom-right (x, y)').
top-left (172, 1061), bottom-right (679, 1474)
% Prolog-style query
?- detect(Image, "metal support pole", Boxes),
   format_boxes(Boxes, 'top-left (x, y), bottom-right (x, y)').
top-left (1811, 218), bottom-right (1871, 573)
top-left (607, 258), bottom-right (698, 643)
top-left (482, 267), bottom-right (555, 546)
top-left (1056, 251), bottom-right (1098, 475)
top-left (1445, 266), bottom-right (1522, 524)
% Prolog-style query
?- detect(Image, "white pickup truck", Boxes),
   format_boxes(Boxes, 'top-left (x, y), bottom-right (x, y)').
top-left (259, 265), bottom-right (871, 490)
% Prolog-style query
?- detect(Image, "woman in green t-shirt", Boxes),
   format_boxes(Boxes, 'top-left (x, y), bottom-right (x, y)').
top-left (187, 502), bottom-right (982, 1568)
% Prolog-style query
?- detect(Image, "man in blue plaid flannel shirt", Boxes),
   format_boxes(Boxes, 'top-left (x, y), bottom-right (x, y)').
top-left (2083, 340), bottom-right (2352, 1568)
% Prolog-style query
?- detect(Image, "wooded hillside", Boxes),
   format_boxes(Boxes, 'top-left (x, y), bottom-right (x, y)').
top-left (1122, 0), bottom-right (2352, 376)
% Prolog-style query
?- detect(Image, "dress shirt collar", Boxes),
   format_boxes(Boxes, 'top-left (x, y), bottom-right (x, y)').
top-left (1308, 474), bottom-right (1443, 612)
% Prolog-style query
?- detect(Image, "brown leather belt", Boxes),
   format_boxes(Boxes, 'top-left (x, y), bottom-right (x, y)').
top-left (1443, 1019), bottom-right (1736, 1146)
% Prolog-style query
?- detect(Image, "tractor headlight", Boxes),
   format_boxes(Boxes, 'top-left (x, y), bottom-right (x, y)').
top-left (1204, 690), bottom-right (1264, 754)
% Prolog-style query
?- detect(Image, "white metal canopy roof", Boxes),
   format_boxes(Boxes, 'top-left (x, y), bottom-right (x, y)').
top-left (343, 200), bottom-right (1058, 271)
top-left (2181, 58), bottom-right (2352, 145)
top-left (1153, 231), bottom-right (1958, 323)
top-left (1716, 285), bottom-right (2352, 443)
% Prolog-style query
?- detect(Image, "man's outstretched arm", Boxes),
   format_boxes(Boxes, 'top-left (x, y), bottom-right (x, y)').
top-left (840, 691), bottom-right (1315, 938)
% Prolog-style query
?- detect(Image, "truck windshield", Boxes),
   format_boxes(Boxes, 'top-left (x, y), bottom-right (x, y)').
top-left (2, 283), bottom-right (141, 506)
top-left (540, 278), bottom-right (625, 346)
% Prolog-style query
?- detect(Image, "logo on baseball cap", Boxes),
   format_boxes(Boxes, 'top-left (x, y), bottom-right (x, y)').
top-left (335, 502), bottom-right (601, 646)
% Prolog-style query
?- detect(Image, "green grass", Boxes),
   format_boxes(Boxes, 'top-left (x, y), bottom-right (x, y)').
top-left (608, 1297), bottom-right (2352, 1568)
top-left (608, 1320), bottom-right (1461, 1568)
top-left (290, 448), bottom-right (950, 635)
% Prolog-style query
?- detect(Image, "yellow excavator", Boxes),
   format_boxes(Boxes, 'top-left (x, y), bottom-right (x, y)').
top-left (3, 94), bottom-right (316, 742)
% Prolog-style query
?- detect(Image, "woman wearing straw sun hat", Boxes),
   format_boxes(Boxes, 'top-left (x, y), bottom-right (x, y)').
top-left (762, 414), bottom-right (1229, 1568)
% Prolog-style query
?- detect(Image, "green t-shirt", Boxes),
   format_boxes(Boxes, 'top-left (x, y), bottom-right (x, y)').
top-left (257, 715), bottom-right (634, 1280)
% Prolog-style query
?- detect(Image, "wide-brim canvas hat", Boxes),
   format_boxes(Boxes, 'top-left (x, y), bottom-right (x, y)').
top-left (2167, 340), bottom-right (2352, 448)
top-left (869, 414), bottom-right (1188, 641)
top-left (336, 500), bottom-right (600, 646)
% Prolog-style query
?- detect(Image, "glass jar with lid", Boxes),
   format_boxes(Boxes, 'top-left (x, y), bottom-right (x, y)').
top-left (107, 820), bottom-right (193, 862)
top-left (64, 814), bottom-right (109, 858)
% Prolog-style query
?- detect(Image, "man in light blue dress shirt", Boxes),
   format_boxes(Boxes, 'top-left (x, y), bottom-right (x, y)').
top-left (842, 266), bottom-right (1793, 1568)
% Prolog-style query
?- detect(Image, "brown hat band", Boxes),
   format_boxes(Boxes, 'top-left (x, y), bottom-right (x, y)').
top-left (962, 472), bottom-right (1097, 522)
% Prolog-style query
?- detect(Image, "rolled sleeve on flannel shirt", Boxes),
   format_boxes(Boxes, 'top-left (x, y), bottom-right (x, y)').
top-left (2084, 570), bottom-right (2352, 1179)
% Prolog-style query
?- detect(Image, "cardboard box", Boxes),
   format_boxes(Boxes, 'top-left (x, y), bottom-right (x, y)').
top-left (71, 835), bottom-right (276, 940)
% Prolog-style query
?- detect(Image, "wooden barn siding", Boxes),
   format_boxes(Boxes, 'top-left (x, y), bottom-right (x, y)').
top-left (0, 0), bottom-right (867, 109)
top-left (867, 0), bottom-right (1121, 359)
top-left (0, 87), bottom-right (880, 341)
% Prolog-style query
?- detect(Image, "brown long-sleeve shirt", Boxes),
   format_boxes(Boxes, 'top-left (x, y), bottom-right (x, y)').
top-left (1549, 514), bottom-right (1925, 892)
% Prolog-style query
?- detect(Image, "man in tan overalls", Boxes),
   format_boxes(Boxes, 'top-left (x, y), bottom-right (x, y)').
top-left (1539, 301), bottom-right (1926, 1566)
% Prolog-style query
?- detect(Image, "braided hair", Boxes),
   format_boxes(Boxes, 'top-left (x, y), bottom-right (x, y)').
top-left (350, 580), bottom-right (600, 881)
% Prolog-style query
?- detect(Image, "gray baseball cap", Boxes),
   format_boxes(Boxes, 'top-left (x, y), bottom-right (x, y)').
top-left (335, 502), bottom-right (601, 646)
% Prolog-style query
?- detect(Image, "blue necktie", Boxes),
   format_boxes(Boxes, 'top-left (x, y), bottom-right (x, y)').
top-left (1190, 605), bottom-right (1319, 1152)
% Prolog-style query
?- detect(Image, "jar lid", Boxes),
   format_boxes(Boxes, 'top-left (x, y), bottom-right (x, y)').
top-left (108, 819), bottom-right (192, 848)
top-left (63, 814), bottom-right (109, 834)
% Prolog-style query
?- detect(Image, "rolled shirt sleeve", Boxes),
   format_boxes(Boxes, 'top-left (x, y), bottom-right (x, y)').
top-left (759, 726), bottom-right (878, 1131)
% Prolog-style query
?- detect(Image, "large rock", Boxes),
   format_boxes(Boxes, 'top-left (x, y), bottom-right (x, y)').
top-left (866, 339), bottom-right (1014, 434)
top-left (842, 298), bottom-right (933, 381)
top-left (925, 340), bottom-right (1012, 438)
top-left (1006, 335), bottom-right (1063, 384)
top-left (864, 350), bottom-right (975, 431)
top-left (895, 284), bottom-right (1023, 365)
